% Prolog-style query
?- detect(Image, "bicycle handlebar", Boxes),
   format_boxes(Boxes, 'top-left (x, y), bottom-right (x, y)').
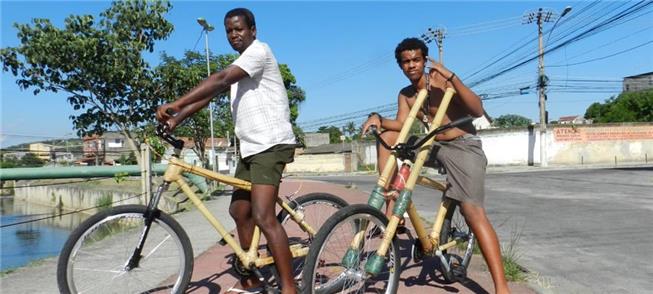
top-left (368, 116), bottom-right (475, 152)
top-left (156, 124), bottom-right (184, 151)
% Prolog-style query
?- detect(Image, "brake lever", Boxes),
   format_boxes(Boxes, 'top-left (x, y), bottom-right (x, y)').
top-left (368, 125), bottom-right (395, 151)
top-left (408, 116), bottom-right (475, 150)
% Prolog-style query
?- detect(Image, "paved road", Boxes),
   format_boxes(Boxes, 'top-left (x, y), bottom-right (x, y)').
top-left (302, 165), bottom-right (653, 293)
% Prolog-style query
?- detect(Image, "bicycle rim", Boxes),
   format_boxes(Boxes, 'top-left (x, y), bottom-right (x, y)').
top-left (63, 210), bottom-right (189, 293)
top-left (439, 205), bottom-right (475, 282)
top-left (309, 206), bottom-right (399, 294)
top-left (278, 193), bottom-right (348, 290)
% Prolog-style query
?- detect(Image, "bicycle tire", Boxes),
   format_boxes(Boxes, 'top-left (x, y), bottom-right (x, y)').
top-left (57, 205), bottom-right (193, 294)
top-left (302, 204), bottom-right (400, 294)
top-left (274, 192), bottom-right (348, 291)
top-left (438, 203), bottom-right (476, 283)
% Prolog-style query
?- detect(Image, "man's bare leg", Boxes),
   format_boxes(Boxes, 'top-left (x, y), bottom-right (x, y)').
top-left (461, 202), bottom-right (510, 294)
top-left (228, 189), bottom-right (261, 290)
top-left (250, 184), bottom-right (297, 294)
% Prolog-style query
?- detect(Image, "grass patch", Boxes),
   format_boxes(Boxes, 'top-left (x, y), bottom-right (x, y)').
top-left (0, 268), bottom-right (16, 277)
top-left (501, 223), bottom-right (528, 282)
top-left (358, 163), bottom-right (376, 172)
top-left (96, 193), bottom-right (113, 209)
top-left (0, 257), bottom-right (49, 277)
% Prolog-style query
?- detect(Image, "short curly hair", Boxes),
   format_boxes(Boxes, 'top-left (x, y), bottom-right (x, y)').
top-left (394, 38), bottom-right (428, 65)
top-left (224, 8), bottom-right (256, 28)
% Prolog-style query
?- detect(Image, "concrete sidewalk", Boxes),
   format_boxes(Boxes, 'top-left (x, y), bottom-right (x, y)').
top-left (181, 179), bottom-right (535, 294)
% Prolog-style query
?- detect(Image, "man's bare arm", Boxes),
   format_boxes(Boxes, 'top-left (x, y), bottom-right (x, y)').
top-left (429, 58), bottom-right (484, 117)
top-left (156, 65), bottom-right (248, 126)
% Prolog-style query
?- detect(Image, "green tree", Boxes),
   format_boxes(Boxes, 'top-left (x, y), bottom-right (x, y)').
top-left (0, 153), bottom-right (19, 168)
top-left (0, 1), bottom-right (174, 165)
top-left (20, 153), bottom-right (45, 167)
top-left (493, 114), bottom-right (532, 128)
top-left (344, 121), bottom-right (359, 142)
top-left (584, 89), bottom-right (653, 123)
top-left (317, 126), bottom-right (343, 144)
top-left (155, 51), bottom-right (235, 165)
top-left (156, 51), bottom-right (307, 162)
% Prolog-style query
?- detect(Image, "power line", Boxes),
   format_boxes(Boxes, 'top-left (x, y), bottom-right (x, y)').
top-left (549, 40), bottom-right (653, 67)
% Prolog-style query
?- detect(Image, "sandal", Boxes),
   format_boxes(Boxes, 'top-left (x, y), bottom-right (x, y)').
top-left (225, 278), bottom-right (264, 294)
top-left (225, 287), bottom-right (263, 294)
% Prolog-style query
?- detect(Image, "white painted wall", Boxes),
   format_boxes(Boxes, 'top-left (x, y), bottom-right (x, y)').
top-left (353, 124), bottom-right (653, 168)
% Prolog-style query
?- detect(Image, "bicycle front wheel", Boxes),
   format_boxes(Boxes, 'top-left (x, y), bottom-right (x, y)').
top-left (276, 192), bottom-right (348, 290)
top-left (57, 205), bottom-right (193, 294)
top-left (438, 203), bottom-right (475, 283)
top-left (303, 204), bottom-right (400, 294)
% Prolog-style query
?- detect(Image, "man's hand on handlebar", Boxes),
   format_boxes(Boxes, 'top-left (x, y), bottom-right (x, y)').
top-left (156, 103), bottom-right (182, 132)
top-left (361, 116), bottom-right (381, 136)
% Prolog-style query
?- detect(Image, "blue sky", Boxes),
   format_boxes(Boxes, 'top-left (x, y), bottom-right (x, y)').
top-left (1, 1), bottom-right (652, 147)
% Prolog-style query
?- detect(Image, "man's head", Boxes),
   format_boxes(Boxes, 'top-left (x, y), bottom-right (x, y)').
top-left (395, 38), bottom-right (429, 82)
top-left (224, 8), bottom-right (256, 53)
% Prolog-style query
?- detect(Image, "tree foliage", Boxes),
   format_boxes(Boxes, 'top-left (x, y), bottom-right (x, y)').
top-left (156, 51), bottom-right (306, 162)
top-left (493, 114), bottom-right (532, 128)
top-left (584, 89), bottom-right (653, 123)
top-left (0, 0), bottom-right (174, 164)
top-left (317, 126), bottom-right (344, 144)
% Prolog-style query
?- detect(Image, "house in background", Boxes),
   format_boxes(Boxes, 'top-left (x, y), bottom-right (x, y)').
top-left (304, 133), bottom-right (330, 147)
top-left (79, 132), bottom-right (133, 165)
top-left (559, 115), bottom-right (593, 125)
top-left (623, 72), bottom-right (653, 93)
top-left (29, 143), bottom-right (53, 161)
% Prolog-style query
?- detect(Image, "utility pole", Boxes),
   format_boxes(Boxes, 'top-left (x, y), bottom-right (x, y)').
top-left (523, 8), bottom-right (554, 167)
top-left (422, 27), bottom-right (446, 63)
top-left (523, 7), bottom-right (571, 167)
top-left (197, 17), bottom-right (218, 175)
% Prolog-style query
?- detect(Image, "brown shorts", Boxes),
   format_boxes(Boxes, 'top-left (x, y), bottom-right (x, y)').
top-left (433, 135), bottom-right (487, 207)
top-left (234, 144), bottom-right (295, 187)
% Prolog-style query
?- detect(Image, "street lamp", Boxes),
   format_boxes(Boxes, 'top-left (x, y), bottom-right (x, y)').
top-left (546, 6), bottom-right (572, 44)
top-left (522, 6), bottom-right (572, 167)
top-left (196, 17), bottom-right (218, 174)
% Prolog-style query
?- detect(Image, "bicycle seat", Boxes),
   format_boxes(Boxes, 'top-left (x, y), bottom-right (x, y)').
top-left (424, 145), bottom-right (447, 175)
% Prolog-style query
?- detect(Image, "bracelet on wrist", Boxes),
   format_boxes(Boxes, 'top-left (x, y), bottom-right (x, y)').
top-left (446, 72), bottom-right (456, 82)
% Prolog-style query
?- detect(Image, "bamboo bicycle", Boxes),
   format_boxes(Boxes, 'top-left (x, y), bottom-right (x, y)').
top-left (302, 88), bottom-right (477, 293)
top-left (57, 126), bottom-right (348, 294)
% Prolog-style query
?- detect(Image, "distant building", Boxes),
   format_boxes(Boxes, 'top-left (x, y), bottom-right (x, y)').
top-left (559, 115), bottom-right (592, 125)
top-left (80, 132), bottom-right (134, 165)
top-left (304, 133), bottom-right (330, 147)
top-left (29, 143), bottom-right (53, 161)
top-left (623, 72), bottom-right (653, 93)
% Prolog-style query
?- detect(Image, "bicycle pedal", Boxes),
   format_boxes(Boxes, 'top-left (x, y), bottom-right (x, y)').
top-left (218, 233), bottom-right (234, 246)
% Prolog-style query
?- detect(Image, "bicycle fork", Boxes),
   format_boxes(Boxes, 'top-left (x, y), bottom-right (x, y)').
top-left (125, 181), bottom-right (170, 271)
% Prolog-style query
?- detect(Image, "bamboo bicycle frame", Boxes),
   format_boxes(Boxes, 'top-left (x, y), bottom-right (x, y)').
top-left (161, 157), bottom-right (311, 269)
top-left (347, 87), bottom-right (466, 276)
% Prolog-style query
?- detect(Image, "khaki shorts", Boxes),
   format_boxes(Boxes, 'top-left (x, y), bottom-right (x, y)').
top-left (433, 136), bottom-right (487, 207)
top-left (234, 144), bottom-right (295, 186)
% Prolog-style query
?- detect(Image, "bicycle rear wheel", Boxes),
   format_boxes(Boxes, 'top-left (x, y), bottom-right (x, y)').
top-left (276, 192), bottom-right (348, 291)
top-left (57, 205), bottom-right (193, 294)
top-left (438, 203), bottom-right (475, 283)
top-left (303, 204), bottom-right (400, 294)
